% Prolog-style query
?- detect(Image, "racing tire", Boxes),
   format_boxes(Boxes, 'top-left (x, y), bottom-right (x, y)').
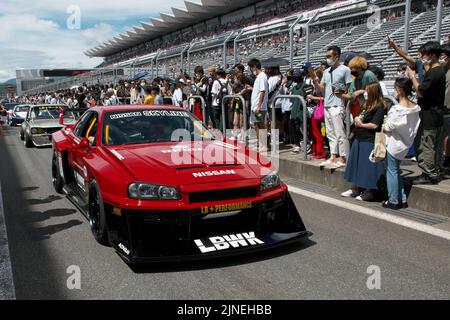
top-left (88, 180), bottom-right (110, 246)
top-left (51, 152), bottom-right (64, 194)
top-left (24, 132), bottom-right (33, 148)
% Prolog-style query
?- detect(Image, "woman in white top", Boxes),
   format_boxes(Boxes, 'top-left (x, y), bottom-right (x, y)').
top-left (382, 78), bottom-right (421, 210)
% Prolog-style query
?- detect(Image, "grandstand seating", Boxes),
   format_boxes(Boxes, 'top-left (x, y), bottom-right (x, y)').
top-left (25, 1), bottom-right (450, 93)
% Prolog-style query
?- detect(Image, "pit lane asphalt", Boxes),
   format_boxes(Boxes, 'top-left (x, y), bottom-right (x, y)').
top-left (1, 124), bottom-right (450, 300)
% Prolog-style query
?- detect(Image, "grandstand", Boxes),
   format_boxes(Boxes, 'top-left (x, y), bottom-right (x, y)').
top-left (24, 0), bottom-right (450, 94)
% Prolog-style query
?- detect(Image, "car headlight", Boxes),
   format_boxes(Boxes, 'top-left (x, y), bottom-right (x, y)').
top-left (31, 128), bottom-right (38, 134)
top-left (128, 183), bottom-right (180, 200)
top-left (261, 172), bottom-right (281, 192)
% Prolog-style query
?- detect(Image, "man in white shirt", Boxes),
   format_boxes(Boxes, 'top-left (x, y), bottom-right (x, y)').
top-left (247, 59), bottom-right (269, 152)
top-left (173, 81), bottom-right (184, 108)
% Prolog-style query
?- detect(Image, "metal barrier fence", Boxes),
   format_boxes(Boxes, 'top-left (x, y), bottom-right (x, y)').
top-left (22, 0), bottom-right (449, 96)
top-left (271, 95), bottom-right (308, 160)
top-left (188, 95), bottom-right (207, 126)
top-left (163, 96), bottom-right (175, 105)
top-left (221, 95), bottom-right (248, 146)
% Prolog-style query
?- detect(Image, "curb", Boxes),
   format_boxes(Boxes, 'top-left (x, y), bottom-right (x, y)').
top-left (277, 155), bottom-right (450, 218)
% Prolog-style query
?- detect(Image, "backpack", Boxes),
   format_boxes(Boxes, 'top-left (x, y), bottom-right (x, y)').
top-left (216, 80), bottom-right (227, 106)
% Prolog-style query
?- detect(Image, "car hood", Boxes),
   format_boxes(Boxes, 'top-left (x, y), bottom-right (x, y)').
top-left (30, 119), bottom-right (64, 128)
top-left (104, 140), bottom-right (273, 187)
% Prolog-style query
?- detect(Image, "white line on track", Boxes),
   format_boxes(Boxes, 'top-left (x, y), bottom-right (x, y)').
top-left (287, 184), bottom-right (450, 242)
top-left (0, 180), bottom-right (16, 299)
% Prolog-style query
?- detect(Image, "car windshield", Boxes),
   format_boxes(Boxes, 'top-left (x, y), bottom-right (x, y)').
top-left (15, 106), bottom-right (29, 113)
top-left (102, 109), bottom-right (215, 146)
top-left (31, 106), bottom-right (63, 120)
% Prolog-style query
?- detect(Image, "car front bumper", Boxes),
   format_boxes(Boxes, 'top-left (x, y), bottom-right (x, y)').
top-left (31, 134), bottom-right (53, 147)
top-left (106, 191), bottom-right (309, 264)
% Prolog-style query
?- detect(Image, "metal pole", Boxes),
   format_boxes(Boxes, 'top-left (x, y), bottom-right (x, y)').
top-left (403, 0), bottom-right (411, 51)
top-left (151, 58), bottom-right (154, 78)
top-left (272, 95), bottom-right (308, 160)
top-left (223, 32), bottom-right (234, 69)
top-left (289, 15), bottom-right (303, 69)
top-left (222, 95), bottom-right (248, 146)
top-left (305, 11), bottom-right (319, 63)
top-left (188, 95), bottom-right (207, 126)
top-left (436, 0), bottom-right (443, 42)
top-left (181, 45), bottom-right (188, 73)
top-left (187, 43), bottom-right (196, 76)
top-left (233, 30), bottom-right (244, 66)
top-left (156, 56), bottom-right (159, 77)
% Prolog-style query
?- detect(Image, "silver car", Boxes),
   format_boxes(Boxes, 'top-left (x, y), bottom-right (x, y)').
top-left (20, 105), bottom-right (79, 147)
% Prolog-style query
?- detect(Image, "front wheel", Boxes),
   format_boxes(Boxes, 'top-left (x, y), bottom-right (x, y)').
top-left (52, 152), bottom-right (64, 194)
top-left (24, 132), bottom-right (33, 148)
top-left (88, 180), bottom-right (109, 246)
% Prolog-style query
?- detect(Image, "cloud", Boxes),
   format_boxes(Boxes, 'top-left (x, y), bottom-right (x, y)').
top-left (0, 14), bottom-right (115, 81)
top-left (0, 0), bottom-right (187, 82)
top-left (1, 0), bottom-right (188, 24)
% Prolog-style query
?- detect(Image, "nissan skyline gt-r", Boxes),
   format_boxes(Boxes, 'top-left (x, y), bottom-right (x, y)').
top-left (7, 104), bottom-right (30, 126)
top-left (20, 105), bottom-right (80, 147)
top-left (51, 105), bottom-right (309, 264)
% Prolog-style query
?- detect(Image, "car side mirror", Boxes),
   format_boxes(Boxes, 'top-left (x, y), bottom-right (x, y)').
top-left (79, 137), bottom-right (90, 149)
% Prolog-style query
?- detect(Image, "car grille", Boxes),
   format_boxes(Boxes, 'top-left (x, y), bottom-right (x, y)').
top-left (188, 186), bottom-right (258, 203)
top-left (45, 128), bottom-right (62, 134)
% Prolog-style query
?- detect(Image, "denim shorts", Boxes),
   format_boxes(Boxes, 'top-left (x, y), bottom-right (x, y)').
top-left (250, 111), bottom-right (267, 124)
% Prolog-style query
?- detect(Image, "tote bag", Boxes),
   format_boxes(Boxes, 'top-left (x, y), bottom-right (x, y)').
top-left (371, 129), bottom-right (386, 162)
top-left (313, 99), bottom-right (324, 122)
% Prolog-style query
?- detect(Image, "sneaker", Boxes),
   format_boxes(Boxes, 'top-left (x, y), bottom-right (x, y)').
top-left (291, 146), bottom-right (301, 154)
top-left (320, 159), bottom-right (335, 167)
top-left (341, 189), bottom-right (358, 198)
top-left (334, 161), bottom-right (346, 168)
top-left (356, 191), bottom-right (374, 202)
top-left (382, 201), bottom-right (401, 210)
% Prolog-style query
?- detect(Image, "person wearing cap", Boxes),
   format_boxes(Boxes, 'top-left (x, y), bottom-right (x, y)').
top-left (310, 45), bottom-right (352, 168)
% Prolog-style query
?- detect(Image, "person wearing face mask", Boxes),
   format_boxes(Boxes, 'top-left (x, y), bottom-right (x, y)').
top-left (441, 43), bottom-right (450, 170)
top-left (341, 82), bottom-right (387, 202)
top-left (382, 78), bottom-right (421, 209)
top-left (407, 41), bottom-right (446, 185)
top-left (346, 56), bottom-right (379, 111)
top-left (388, 36), bottom-right (425, 85)
top-left (310, 46), bottom-right (353, 168)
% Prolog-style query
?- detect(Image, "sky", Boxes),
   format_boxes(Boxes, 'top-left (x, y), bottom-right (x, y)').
top-left (0, 0), bottom-right (187, 82)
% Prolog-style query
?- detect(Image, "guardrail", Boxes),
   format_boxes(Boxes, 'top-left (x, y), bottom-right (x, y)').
top-left (188, 95), bottom-right (206, 126)
top-left (222, 95), bottom-right (248, 146)
top-left (271, 95), bottom-right (308, 160)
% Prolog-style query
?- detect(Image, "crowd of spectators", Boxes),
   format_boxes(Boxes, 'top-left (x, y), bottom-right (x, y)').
top-left (9, 35), bottom-right (450, 210)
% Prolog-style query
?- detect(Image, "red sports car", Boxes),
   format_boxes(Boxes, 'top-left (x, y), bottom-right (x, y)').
top-left (52, 105), bottom-right (308, 264)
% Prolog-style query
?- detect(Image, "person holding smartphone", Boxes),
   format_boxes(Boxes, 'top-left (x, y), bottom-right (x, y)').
top-left (310, 46), bottom-right (353, 168)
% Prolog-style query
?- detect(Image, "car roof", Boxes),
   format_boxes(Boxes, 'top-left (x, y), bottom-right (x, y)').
top-left (90, 105), bottom-right (185, 114)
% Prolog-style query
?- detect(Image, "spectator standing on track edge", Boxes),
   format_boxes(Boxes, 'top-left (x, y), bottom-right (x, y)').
top-left (247, 58), bottom-right (269, 152)
top-left (310, 45), bottom-right (352, 168)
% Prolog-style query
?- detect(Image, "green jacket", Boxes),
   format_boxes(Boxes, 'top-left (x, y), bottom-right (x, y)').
top-left (290, 84), bottom-right (305, 121)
